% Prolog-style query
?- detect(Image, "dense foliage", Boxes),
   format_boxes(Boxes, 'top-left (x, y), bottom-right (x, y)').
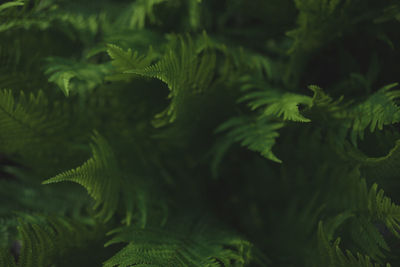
top-left (1, 0), bottom-right (400, 266)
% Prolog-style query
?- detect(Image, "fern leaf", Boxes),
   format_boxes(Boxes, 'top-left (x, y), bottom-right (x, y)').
top-left (346, 139), bottom-right (400, 179)
top-left (367, 183), bottom-right (400, 239)
top-left (45, 57), bottom-right (112, 96)
top-left (349, 217), bottom-right (390, 261)
top-left (43, 131), bottom-right (123, 223)
top-left (215, 116), bottom-right (283, 164)
top-left (0, 89), bottom-right (57, 155)
top-left (0, 215), bottom-right (99, 267)
top-left (104, 218), bottom-right (254, 267)
top-left (125, 34), bottom-right (216, 127)
top-left (349, 83), bottom-right (400, 143)
top-left (239, 77), bottom-right (312, 122)
top-left (316, 221), bottom-right (391, 267)
top-left (308, 84), bottom-right (400, 146)
top-left (114, 0), bottom-right (166, 30)
top-left (0, 1), bottom-right (24, 14)
top-left (106, 44), bottom-right (157, 81)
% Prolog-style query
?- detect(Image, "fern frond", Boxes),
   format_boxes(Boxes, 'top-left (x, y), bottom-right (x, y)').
top-left (349, 217), bottom-right (390, 262)
top-left (308, 84), bottom-right (400, 146)
top-left (239, 77), bottom-right (312, 122)
top-left (367, 183), bottom-right (400, 239)
top-left (114, 0), bottom-right (167, 30)
top-left (42, 131), bottom-right (154, 226)
top-left (0, 89), bottom-right (59, 155)
top-left (0, 215), bottom-right (100, 267)
top-left (125, 34), bottom-right (216, 127)
top-left (42, 131), bottom-right (123, 223)
top-left (214, 116), bottom-right (284, 164)
top-left (106, 44), bottom-right (158, 81)
top-left (346, 139), bottom-right (400, 180)
top-left (347, 83), bottom-right (400, 145)
top-left (316, 221), bottom-right (391, 267)
top-left (45, 57), bottom-right (112, 96)
top-left (0, 1), bottom-right (24, 14)
top-left (104, 218), bottom-right (254, 267)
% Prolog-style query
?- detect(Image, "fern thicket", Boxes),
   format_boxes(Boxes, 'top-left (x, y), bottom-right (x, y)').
top-left (1, 0), bottom-right (400, 266)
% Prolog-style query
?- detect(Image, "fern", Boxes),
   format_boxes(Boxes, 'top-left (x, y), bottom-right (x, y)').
top-left (42, 131), bottom-right (126, 223)
top-left (106, 44), bottom-right (158, 82)
top-left (367, 183), bottom-right (400, 239)
top-left (2, 0), bottom-right (400, 265)
top-left (214, 116), bottom-right (284, 165)
top-left (316, 221), bottom-right (391, 267)
top-left (346, 139), bottom-right (400, 180)
top-left (0, 1), bottom-right (24, 14)
top-left (114, 0), bottom-right (167, 30)
top-left (124, 33), bottom-right (216, 127)
top-left (238, 76), bottom-right (313, 122)
top-left (103, 217), bottom-right (254, 267)
top-left (308, 84), bottom-right (400, 146)
top-left (0, 89), bottom-right (54, 154)
top-left (0, 215), bottom-right (100, 267)
top-left (45, 57), bottom-right (112, 96)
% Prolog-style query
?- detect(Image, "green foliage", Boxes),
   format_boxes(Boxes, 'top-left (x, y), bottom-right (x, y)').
top-left (215, 116), bottom-right (283, 164)
top-left (43, 132), bottom-right (130, 224)
top-left (104, 217), bottom-right (253, 267)
top-left (125, 33), bottom-right (216, 127)
top-left (316, 221), bottom-right (392, 267)
top-left (0, 89), bottom-right (54, 154)
top-left (45, 57), bottom-right (112, 96)
top-left (238, 77), bottom-right (313, 122)
top-left (0, 215), bottom-right (101, 267)
top-left (307, 83), bottom-right (400, 146)
top-left (1, 0), bottom-right (400, 266)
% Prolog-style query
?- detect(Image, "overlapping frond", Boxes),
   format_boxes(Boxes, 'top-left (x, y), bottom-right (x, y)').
top-left (0, 89), bottom-right (58, 154)
top-left (0, 215), bottom-right (99, 267)
top-left (214, 116), bottom-right (284, 164)
top-left (345, 139), bottom-right (400, 180)
top-left (104, 218), bottom-right (254, 267)
top-left (316, 221), bottom-right (391, 267)
top-left (45, 57), bottom-right (112, 96)
top-left (114, 0), bottom-right (167, 30)
top-left (125, 33), bottom-right (216, 127)
top-left (106, 43), bottom-right (158, 81)
top-left (308, 84), bottom-right (400, 146)
top-left (238, 77), bottom-right (312, 122)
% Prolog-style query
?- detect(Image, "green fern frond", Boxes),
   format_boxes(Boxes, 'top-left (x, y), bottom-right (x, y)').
top-left (42, 131), bottom-right (123, 223)
top-left (287, 0), bottom-right (350, 54)
top-left (214, 116), bottom-right (284, 164)
top-left (104, 218), bottom-right (254, 267)
top-left (349, 217), bottom-right (390, 262)
top-left (316, 221), bottom-right (391, 267)
top-left (114, 0), bottom-right (167, 30)
top-left (308, 85), bottom-right (346, 111)
top-left (125, 33), bottom-right (216, 127)
top-left (347, 83), bottom-right (400, 145)
top-left (0, 1), bottom-right (24, 14)
top-left (308, 84), bottom-right (400, 146)
top-left (367, 183), bottom-right (400, 239)
top-left (0, 215), bottom-right (100, 267)
top-left (42, 131), bottom-right (153, 226)
top-left (0, 89), bottom-right (58, 155)
top-left (106, 44), bottom-right (158, 81)
top-left (345, 139), bottom-right (400, 180)
top-left (239, 77), bottom-right (312, 122)
top-left (45, 57), bottom-right (112, 96)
